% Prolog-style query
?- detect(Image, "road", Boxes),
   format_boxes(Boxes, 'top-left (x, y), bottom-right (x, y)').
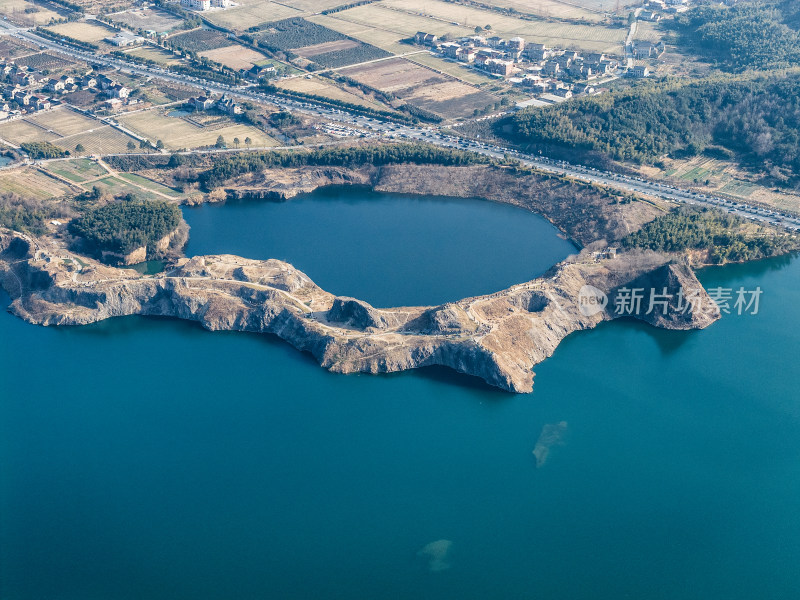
top-left (2, 22), bottom-right (799, 233)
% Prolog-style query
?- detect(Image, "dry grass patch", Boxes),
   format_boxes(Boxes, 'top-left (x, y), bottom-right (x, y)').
top-left (276, 77), bottom-right (382, 109)
top-left (27, 108), bottom-right (98, 137)
top-left (203, 0), bottom-right (302, 30)
top-left (0, 119), bottom-right (60, 145)
top-left (382, 0), bottom-right (627, 52)
top-left (307, 15), bottom-right (411, 54)
top-left (118, 111), bottom-right (278, 150)
top-left (123, 45), bottom-right (180, 66)
top-left (48, 20), bottom-right (118, 44)
top-left (107, 8), bottom-right (183, 33)
top-left (0, 0), bottom-right (64, 26)
top-left (199, 45), bottom-right (269, 70)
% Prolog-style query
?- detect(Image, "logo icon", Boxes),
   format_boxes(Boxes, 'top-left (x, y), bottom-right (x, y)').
top-left (578, 285), bottom-right (608, 316)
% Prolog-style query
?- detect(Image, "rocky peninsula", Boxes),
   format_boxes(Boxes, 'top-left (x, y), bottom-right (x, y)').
top-left (0, 228), bottom-right (719, 393)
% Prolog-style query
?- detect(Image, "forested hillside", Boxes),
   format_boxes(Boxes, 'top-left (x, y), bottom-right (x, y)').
top-left (672, 2), bottom-right (800, 71)
top-left (622, 207), bottom-right (798, 263)
top-left (69, 198), bottom-right (181, 256)
top-left (498, 74), bottom-right (800, 184)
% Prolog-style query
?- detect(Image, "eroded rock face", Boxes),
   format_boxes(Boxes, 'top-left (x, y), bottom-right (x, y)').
top-left (0, 229), bottom-right (720, 393)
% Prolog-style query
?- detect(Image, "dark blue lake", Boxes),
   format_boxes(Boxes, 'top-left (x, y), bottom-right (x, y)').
top-left (182, 187), bottom-right (577, 307)
top-left (1, 188), bottom-right (799, 600)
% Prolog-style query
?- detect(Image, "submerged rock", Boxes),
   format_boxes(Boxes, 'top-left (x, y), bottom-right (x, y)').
top-left (533, 421), bottom-right (568, 468)
top-left (417, 539), bottom-right (453, 572)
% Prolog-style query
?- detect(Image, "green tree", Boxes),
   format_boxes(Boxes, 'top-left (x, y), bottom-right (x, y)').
top-left (215, 135), bottom-right (226, 148)
top-left (244, 137), bottom-right (252, 148)
top-left (474, 25), bottom-right (483, 33)
top-left (127, 141), bottom-right (136, 152)
top-left (156, 139), bottom-right (164, 150)
top-left (233, 137), bottom-right (240, 148)
top-left (75, 143), bottom-right (85, 153)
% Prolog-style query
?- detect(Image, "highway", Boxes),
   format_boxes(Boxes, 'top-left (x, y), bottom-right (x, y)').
top-left (2, 22), bottom-right (800, 232)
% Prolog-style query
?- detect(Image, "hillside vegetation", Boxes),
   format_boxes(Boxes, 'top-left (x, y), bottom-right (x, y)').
top-left (622, 207), bottom-right (798, 263)
top-left (69, 198), bottom-right (181, 256)
top-left (199, 144), bottom-right (492, 189)
top-left (672, 2), bottom-right (800, 71)
top-left (498, 73), bottom-right (800, 183)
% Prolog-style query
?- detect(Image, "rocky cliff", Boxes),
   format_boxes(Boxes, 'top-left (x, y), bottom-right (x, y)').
top-left (0, 230), bottom-right (719, 393)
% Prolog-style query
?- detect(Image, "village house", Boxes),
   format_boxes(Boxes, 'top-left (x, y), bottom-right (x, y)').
top-left (217, 95), bottom-right (242, 115)
top-left (80, 75), bottom-right (97, 89)
top-left (414, 32), bottom-right (438, 46)
top-left (46, 78), bottom-right (64, 93)
top-left (629, 65), bottom-right (650, 78)
top-left (109, 84), bottom-right (130, 99)
top-left (192, 96), bottom-right (214, 111)
top-left (440, 42), bottom-right (460, 59)
top-left (485, 59), bottom-right (514, 77)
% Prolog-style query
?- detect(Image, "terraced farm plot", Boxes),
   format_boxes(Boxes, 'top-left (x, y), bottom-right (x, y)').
top-left (44, 159), bottom-right (108, 184)
top-left (118, 111), bottom-right (278, 150)
top-left (107, 8), bottom-right (184, 33)
top-left (123, 46), bottom-right (181, 66)
top-left (199, 45), bottom-right (269, 70)
top-left (168, 29), bottom-right (233, 52)
top-left (47, 20), bottom-right (119, 44)
top-left (27, 109), bottom-right (98, 137)
top-left (52, 127), bottom-right (140, 156)
top-left (0, 167), bottom-right (74, 200)
top-left (341, 58), bottom-right (498, 118)
top-left (203, 0), bottom-right (302, 30)
top-left (0, 120), bottom-right (60, 145)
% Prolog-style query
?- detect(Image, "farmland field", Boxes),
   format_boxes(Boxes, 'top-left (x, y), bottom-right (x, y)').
top-left (203, 0), bottom-right (302, 30)
top-left (333, 0), bottom-right (628, 53)
top-left (44, 158), bottom-right (108, 184)
top-left (117, 111), bottom-right (278, 150)
top-left (305, 15), bottom-right (412, 54)
top-left (47, 20), bottom-right (119, 44)
top-left (168, 29), bottom-right (233, 52)
top-left (0, 167), bottom-right (74, 199)
top-left (481, 0), bottom-right (605, 20)
top-left (123, 46), bottom-right (181, 66)
top-left (303, 43), bottom-right (392, 68)
top-left (340, 58), bottom-right (498, 119)
top-left (14, 52), bottom-right (76, 71)
top-left (199, 45), bottom-right (269, 70)
top-left (0, 0), bottom-right (65, 26)
top-left (0, 120), bottom-right (60, 145)
top-left (0, 37), bottom-right (38, 59)
top-left (90, 175), bottom-right (176, 202)
top-left (27, 109), bottom-right (98, 137)
top-left (295, 39), bottom-right (360, 58)
top-left (256, 18), bottom-right (347, 50)
top-left (53, 127), bottom-right (140, 156)
top-left (107, 8), bottom-right (184, 33)
top-left (634, 21), bottom-right (665, 44)
top-left (275, 77), bottom-right (384, 109)
top-left (119, 173), bottom-right (183, 198)
top-left (405, 52), bottom-right (495, 85)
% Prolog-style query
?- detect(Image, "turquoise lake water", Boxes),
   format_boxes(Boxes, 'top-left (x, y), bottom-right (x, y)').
top-left (1, 189), bottom-right (800, 599)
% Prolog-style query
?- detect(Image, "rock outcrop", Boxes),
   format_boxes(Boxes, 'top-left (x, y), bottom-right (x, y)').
top-left (0, 229), bottom-right (720, 393)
